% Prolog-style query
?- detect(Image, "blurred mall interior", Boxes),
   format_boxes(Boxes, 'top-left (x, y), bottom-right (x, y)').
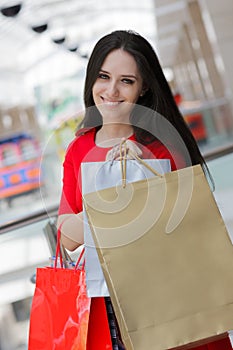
top-left (0, 0), bottom-right (233, 348)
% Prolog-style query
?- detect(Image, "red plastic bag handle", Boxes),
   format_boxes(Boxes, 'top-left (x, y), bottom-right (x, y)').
top-left (55, 223), bottom-right (85, 271)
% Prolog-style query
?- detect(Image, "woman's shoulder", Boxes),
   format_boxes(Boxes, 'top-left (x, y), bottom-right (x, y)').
top-left (75, 127), bottom-right (96, 139)
top-left (65, 127), bottom-right (96, 157)
top-left (69, 127), bottom-right (95, 147)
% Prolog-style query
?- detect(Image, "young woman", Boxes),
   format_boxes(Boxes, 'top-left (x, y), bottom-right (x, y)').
top-left (58, 30), bottom-right (230, 350)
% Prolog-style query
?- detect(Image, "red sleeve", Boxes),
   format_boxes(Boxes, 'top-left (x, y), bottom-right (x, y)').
top-left (58, 128), bottom-right (106, 215)
top-left (58, 139), bottom-right (81, 215)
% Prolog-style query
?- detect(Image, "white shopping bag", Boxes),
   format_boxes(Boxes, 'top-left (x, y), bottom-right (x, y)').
top-left (81, 159), bottom-right (171, 297)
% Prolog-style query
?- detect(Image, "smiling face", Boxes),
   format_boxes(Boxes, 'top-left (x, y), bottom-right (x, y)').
top-left (92, 49), bottom-right (143, 125)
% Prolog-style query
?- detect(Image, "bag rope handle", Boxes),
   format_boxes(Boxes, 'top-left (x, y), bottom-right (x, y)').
top-left (118, 139), bottom-right (163, 187)
top-left (128, 150), bottom-right (163, 178)
top-left (119, 139), bottom-right (127, 188)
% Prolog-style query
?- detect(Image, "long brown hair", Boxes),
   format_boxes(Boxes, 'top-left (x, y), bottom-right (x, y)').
top-left (81, 30), bottom-right (213, 186)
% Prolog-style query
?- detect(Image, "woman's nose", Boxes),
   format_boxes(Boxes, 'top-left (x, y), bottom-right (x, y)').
top-left (107, 80), bottom-right (119, 96)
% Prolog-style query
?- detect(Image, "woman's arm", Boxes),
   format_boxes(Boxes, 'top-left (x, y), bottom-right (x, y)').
top-left (58, 139), bottom-right (84, 251)
top-left (57, 212), bottom-right (84, 251)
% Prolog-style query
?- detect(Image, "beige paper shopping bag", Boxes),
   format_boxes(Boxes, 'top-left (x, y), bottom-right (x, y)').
top-left (83, 164), bottom-right (233, 350)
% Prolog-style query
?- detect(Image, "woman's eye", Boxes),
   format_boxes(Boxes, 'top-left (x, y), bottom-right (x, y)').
top-left (98, 73), bottom-right (109, 79)
top-left (122, 78), bottom-right (134, 85)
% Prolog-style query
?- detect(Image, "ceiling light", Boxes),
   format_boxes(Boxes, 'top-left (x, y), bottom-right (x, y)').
top-left (31, 24), bottom-right (48, 34)
top-left (80, 53), bottom-right (88, 59)
top-left (68, 46), bottom-right (79, 52)
top-left (52, 36), bottom-right (66, 45)
top-left (1, 3), bottom-right (22, 17)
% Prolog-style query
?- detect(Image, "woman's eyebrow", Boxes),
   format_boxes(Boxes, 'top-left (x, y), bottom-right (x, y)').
top-left (99, 69), bottom-right (137, 79)
top-left (121, 74), bottom-right (137, 79)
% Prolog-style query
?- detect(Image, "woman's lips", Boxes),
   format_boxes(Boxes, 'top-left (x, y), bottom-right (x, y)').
top-left (101, 97), bottom-right (123, 106)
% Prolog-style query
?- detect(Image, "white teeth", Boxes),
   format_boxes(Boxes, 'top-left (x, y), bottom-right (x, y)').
top-left (102, 99), bottom-right (122, 106)
top-left (105, 101), bottom-right (121, 105)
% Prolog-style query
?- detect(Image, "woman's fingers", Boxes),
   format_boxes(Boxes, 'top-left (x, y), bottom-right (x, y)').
top-left (105, 144), bottom-right (119, 161)
top-left (125, 140), bottom-right (142, 158)
top-left (105, 139), bottom-right (142, 161)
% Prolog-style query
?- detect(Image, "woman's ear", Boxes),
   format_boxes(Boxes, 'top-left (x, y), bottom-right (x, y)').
top-left (140, 87), bottom-right (148, 96)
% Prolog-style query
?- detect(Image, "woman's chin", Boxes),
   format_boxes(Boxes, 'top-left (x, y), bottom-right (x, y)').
top-left (96, 103), bottom-right (133, 123)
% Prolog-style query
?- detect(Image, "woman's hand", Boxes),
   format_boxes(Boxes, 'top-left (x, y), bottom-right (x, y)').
top-left (105, 138), bottom-right (142, 161)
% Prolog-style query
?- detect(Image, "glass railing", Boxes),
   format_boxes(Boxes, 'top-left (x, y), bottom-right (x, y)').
top-left (205, 148), bottom-right (233, 243)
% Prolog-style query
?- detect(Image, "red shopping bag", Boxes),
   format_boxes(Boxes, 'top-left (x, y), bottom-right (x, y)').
top-left (87, 297), bottom-right (112, 349)
top-left (28, 241), bottom-right (91, 350)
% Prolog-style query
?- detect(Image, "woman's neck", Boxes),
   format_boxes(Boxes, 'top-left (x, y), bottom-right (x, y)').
top-left (95, 124), bottom-right (133, 148)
